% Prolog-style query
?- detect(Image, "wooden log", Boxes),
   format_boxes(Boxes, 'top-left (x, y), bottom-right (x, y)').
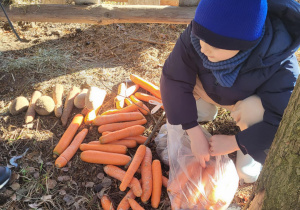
top-left (160, 0), bottom-right (179, 6)
top-left (128, 0), bottom-right (160, 5)
top-left (179, 0), bottom-right (199, 7)
top-left (0, 4), bottom-right (195, 25)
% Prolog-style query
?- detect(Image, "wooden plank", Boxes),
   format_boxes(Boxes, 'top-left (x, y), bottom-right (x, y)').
top-left (0, 4), bottom-right (195, 25)
top-left (128, 0), bottom-right (160, 5)
top-left (160, 0), bottom-right (179, 6)
top-left (179, 0), bottom-right (200, 6)
top-left (40, 0), bottom-right (68, 4)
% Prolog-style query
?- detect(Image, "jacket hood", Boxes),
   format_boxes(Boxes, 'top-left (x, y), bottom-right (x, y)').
top-left (242, 0), bottom-right (300, 71)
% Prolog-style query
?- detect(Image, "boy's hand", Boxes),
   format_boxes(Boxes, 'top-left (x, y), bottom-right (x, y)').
top-left (186, 125), bottom-right (210, 168)
top-left (209, 135), bottom-right (240, 156)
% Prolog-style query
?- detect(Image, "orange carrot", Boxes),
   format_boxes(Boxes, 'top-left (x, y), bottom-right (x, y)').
top-left (81, 107), bottom-right (90, 115)
top-left (53, 114), bottom-right (84, 157)
top-left (120, 145), bottom-right (146, 191)
top-left (93, 112), bottom-right (144, 126)
top-left (98, 119), bottom-right (147, 133)
top-left (167, 161), bottom-right (200, 194)
top-left (134, 92), bottom-right (164, 109)
top-left (162, 176), bottom-right (169, 188)
top-left (117, 189), bottom-right (136, 210)
top-left (141, 147), bottom-right (153, 203)
top-left (123, 135), bottom-right (147, 144)
top-left (124, 98), bottom-right (133, 106)
top-left (110, 140), bottom-right (137, 148)
top-left (99, 125), bottom-right (145, 144)
top-left (88, 140), bottom-right (137, 148)
top-left (116, 83), bottom-right (126, 109)
top-left (128, 198), bottom-right (145, 210)
top-left (129, 95), bottom-right (150, 115)
top-left (101, 101), bottom-right (143, 115)
top-left (130, 74), bottom-right (161, 99)
top-left (104, 165), bottom-right (142, 197)
top-left (80, 150), bottom-right (131, 166)
top-left (79, 143), bottom-right (127, 154)
top-left (125, 84), bottom-right (139, 97)
top-left (171, 193), bottom-right (182, 210)
top-left (151, 159), bottom-right (162, 209)
top-left (101, 195), bottom-right (115, 210)
top-left (55, 128), bottom-right (88, 168)
top-left (84, 104), bottom-right (103, 125)
top-left (61, 86), bottom-right (81, 126)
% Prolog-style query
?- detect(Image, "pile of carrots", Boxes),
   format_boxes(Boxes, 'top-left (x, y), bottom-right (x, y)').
top-left (52, 74), bottom-right (168, 209)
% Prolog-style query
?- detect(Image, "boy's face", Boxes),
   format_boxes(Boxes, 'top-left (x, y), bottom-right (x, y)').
top-left (200, 40), bottom-right (239, 62)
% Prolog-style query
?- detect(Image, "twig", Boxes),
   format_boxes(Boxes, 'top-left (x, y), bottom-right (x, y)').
top-left (129, 37), bottom-right (175, 45)
top-left (124, 111), bottom-right (165, 169)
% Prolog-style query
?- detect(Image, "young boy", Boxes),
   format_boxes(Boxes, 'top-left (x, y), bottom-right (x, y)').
top-left (160, 0), bottom-right (300, 183)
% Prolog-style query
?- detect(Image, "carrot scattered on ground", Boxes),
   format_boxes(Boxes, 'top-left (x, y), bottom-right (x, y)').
top-left (97, 118), bottom-right (147, 133)
top-left (162, 175), bottom-right (169, 188)
top-left (61, 86), bottom-right (81, 126)
top-left (88, 140), bottom-right (137, 148)
top-left (134, 92), bottom-right (164, 109)
top-left (53, 114), bottom-right (84, 157)
top-left (93, 112), bottom-right (144, 126)
top-left (53, 84), bottom-right (64, 118)
top-left (101, 195), bottom-right (115, 210)
top-left (55, 128), bottom-right (88, 168)
top-left (130, 74), bottom-right (161, 99)
top-left (129, 95), bottom-right (150, 115)
top-left (128, 198), bottom-right (145, 210)
top-left (101, 101), bottom-right (143, 115)
top-left (117, 189), bottom-right (136, 210)
top-left (125, 84), bottom-right (139, 97)
top-left (123, 135), bottom-right (147, 144)
top-left (104, 165), bottom-right (142, 197)
top-left (120, 145), bottom-right (146, 191)
top-left (25, 90), bottom-right (42, 124)
top-left (151, 159), bottom-right (162, 209)
top-left (141, 147), bottom-right (153, 203)
top-left (116, 83), bottom-right (126, 109)
top-left (79, 143), bottom-right (127, 154)
top-left (99, 125), bottom-right (145, 144)
top-left (80, 150), bottom-right (131, 166)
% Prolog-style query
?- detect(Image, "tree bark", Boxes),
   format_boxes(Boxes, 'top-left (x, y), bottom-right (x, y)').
top-left (0, 4), bottom-right (195, 24)
top-left (248, 76), bottom-right (300, 209)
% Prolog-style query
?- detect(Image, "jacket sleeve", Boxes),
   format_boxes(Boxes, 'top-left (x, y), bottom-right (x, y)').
top-left (160, 24), bottom-right (199, 130)
top-left (236, 55), bottom-right (300, 163)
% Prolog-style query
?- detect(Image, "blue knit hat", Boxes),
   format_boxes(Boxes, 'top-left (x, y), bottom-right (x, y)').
top-left (192, 0), bottom-right (267, 50)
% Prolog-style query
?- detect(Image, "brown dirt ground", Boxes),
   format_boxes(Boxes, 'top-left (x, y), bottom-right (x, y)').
top-left (2, 18), bottom-right (296, 209)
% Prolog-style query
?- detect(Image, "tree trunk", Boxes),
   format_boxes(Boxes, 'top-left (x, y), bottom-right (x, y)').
top-left (248, 76), bottom-right (300, 209)
top-left (0, 4), bottom-right (195, 24)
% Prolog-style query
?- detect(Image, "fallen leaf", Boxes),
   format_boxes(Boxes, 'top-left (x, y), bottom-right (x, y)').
top-left (63, 194), bottom-right (75, 206)
top-left (61, 167), bottom-right (69, 172)
top-left (96, 173), bottom-right (104, 180)
top-left (101, 177), bottom-right (112, 188)
top-left (85, 182), bottom-right (94, 188)
top-left (59, 189), bottom-right (66, 195)
top-left (41, 195), bottom-right (52, 202)
top-left (4, 189), bottom-right (14, 196)
top-left (47, 179), bottom-right (57, 190)
top-left (10, 193), bottom-right (17, 201)
top-left (27, 167), bottom-right (36, 174)
top-left (10, 183), bottom-right (20, 191)
top-left (34, 172), bottom-right (40, 179)
top-left (28, 203), bottom-right (40, 209)
top-left (58, 176), bottom-right (71, 182)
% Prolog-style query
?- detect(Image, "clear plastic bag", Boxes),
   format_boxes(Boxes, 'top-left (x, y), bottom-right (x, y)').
top-left (154, 124), bottom-right (169, 165)
top-left (164, 123), bottom-right (239, 210)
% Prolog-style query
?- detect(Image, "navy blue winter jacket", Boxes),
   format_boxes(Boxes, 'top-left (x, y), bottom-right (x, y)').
top-left (160, 0), bottom-right (300, 164)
